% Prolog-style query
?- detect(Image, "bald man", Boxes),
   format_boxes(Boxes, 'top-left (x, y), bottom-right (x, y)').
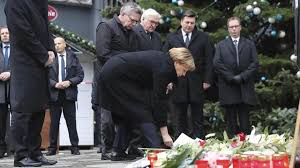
top-left (47, 37), bottom-right (84, 156)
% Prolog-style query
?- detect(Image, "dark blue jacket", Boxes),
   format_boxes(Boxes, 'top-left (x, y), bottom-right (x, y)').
top-left (48, 50), bottom-right (84, 102)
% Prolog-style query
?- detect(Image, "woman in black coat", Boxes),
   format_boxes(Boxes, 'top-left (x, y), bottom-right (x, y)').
top-left (99, 48), bottom-right (195, 160)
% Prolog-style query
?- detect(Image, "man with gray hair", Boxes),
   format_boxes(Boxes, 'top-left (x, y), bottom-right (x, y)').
top-left (95, 1), bottom-right (142, 161)
top-left (96, 2), bottom-right (142, 62)
top-left (133, 8), bottom-right (162, 51)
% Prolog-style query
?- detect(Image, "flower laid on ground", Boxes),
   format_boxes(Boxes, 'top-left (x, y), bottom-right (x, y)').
top-left (160, 126), bottom-right (293, 168)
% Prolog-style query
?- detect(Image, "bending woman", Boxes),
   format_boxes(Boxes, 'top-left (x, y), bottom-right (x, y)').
top-left (99, 47), bottom-right (195, 160)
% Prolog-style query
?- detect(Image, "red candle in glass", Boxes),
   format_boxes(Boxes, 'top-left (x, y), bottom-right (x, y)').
top-left (256, 155), bottom-right (270, 168)
top-left (232, 154), bottom-right (240, 168)
top-left (195, 160), bottom-right (209, 168)
top-left (216, 159), bottom-right (230, 168)
top-left (239, 155), bottom-right (251, 168)
top-left (279, 152), bottom-right (289, 168)
top-left (272, 154), bottom-right (284, 168)
top-left (251, 155), bottom-right (260, 168)
top-left (147, 152), bottom-right (158, 168)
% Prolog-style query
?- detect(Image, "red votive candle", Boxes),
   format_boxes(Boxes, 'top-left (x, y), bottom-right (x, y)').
top-left (256, 155), bottom-right (270, 168)
top-left (195, 160), bottom-right (209, 168)
top-left (216, 159), bottom-right (230, 168)
top-left (272, 154), bottom-right (284, 168)
top-left (278, 152), bottom-right (289, 168)
top-left (239, 155), bottom-right (251, 168)
top-left (232, 154), bottom-right (240, 168)
top-left (147, 152), bottom-right (158, 168)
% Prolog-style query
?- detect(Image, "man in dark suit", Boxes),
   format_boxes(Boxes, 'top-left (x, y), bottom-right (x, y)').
top-left (96, 2), bottom-right (142, 160)
top-left (163, 9), bottom-right (213, 139)
top-left (5, 0), bottom-right (57, 166)
top-left (46, 37), bottom-right (84, 156)
top-left (133, 8), bottom-right (162, 51)
top-left (0, 27), bottom-right (10, 158)
top-left (213, 17), bottom-right (259, 138)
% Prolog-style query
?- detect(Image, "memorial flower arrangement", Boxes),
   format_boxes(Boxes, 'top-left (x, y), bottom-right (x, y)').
top-left (159, 127), bottom-right (293, 168)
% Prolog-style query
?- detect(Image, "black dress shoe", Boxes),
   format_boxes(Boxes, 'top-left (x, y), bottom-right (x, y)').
top-left (128, 147), bottom-right (144, 157)
top-left (110, 152), bottom-right (136, 161)
top-left (71, 148), bottom-right (80, 155)
top-left (46, 150), bottom-right (56, 156)
top-left (101, 152), bottom-right (111, 160)
top-left (14, 157), bottom-right (42, 167)
top-left (33, 155), bottom-right (57, 165)
top-left (0, 151), bottom-right (5, 158)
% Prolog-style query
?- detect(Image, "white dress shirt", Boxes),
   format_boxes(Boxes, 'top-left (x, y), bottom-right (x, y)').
top-left (2, 43), bottom-right (10, 58)
top-left (58, 51), bottom-right (67, 82)
top-left (181, 29), bottom-right (192, 43)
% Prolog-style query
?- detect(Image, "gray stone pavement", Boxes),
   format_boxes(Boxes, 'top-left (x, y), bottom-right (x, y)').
top-left (0, 148), bottom-right (139, 168)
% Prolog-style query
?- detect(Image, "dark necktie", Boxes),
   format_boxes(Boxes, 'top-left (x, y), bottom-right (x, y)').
top-left (185, 33), bottom-right (190, 47)
top-left (146, 32), bottom-right (151, 40)
top-left (233, 40), bottom-right (239, 66)
top-left (3, 46), bottom-right (9, 70)
top-left (60, 55), bottom-right (66, 80)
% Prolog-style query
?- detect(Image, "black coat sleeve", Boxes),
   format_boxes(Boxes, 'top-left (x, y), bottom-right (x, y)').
top-left (5, 1), bottom-right (48, 65)
top-left (152, 72), bottom-right (169, 127)
top-left (68, 54), bottom-right (84, 86)
top-left (203, 35), bottom-right (214, 84)
top-left (239, 41), bottom-right (259, 82)
top-left (96, 23), bottom-right (113, 63)
top-left (213, 43), bottom-right (235, 82)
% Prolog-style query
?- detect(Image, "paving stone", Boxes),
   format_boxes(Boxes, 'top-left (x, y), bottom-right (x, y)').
top-left (0, 149), bottom-right (137, 168)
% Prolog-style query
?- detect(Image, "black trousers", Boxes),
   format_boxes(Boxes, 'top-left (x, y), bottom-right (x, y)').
top-left (11, 111), bottom-right (45, 161)
top-left (0, 103), bottom-right (9, 153)
top-left (224, 103), bottom-right (250, 138)
top-left (94, 107), bottom-right (101, 147)
top-left (48, 92), bottom-right (79, 150)
top-left (113, 122), bottom-right (160, 153)
top-left (100, 108), bottom-right (114, 153)
top-left (174, 103), bottom-right (204, 139)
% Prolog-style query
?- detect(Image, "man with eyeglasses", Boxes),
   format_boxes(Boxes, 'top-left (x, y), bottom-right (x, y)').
top-left (213, 16), bottom-right (259, 138)
top-left (95, 2), bottom-right (142, 161)
top-left (133, 8), bottom-right (162, 51)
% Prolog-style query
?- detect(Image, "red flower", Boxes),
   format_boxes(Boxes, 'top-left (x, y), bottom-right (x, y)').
top-left (199, 139), bottom-right (206, 147)
top-left (238, 132), bottom-right (246, 141)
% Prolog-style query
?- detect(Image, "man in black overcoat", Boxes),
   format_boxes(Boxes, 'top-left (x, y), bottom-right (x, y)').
top-left (47, 37), bottom-right (84, 156)
top-left (95, 2), bottom-right (142, 160)
top-left (163, 9), bottom-right (213, 139)
top-left (5, 0), bottom-right (57, 166)
top-left (0, 27), bottom-right (10, 158)
top-left (213, 17), bottom-right (259, 138)
top-left (133, 8), bottom-right (162, 51)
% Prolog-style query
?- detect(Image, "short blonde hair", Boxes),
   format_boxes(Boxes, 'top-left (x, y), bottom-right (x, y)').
top-left (169, 47), bottom-right (195, 71)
